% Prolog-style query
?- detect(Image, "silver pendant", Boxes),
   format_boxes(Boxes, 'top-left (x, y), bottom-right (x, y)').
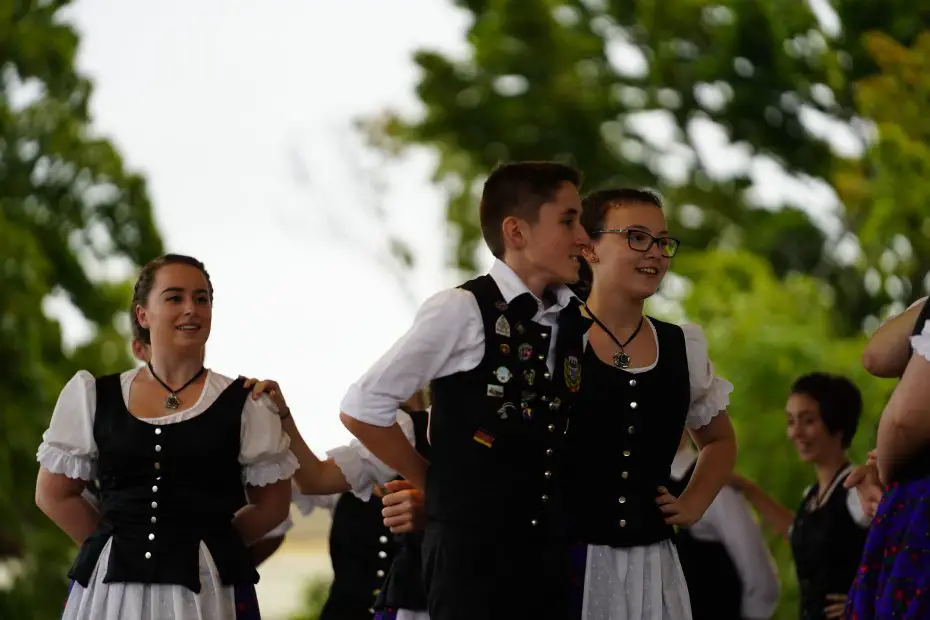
top-left (613, 352), bottom-right (631, 369)
top-left (165, 393), bottom-right (181, 409)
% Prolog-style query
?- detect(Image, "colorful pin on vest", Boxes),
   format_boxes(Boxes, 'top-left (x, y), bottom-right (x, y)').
top-left (494, 366), bottom-right (512, 383)
top-left (495, 315), bottom-right (511, 338)
top-left (494, 300), bottom-right (508, 311)
top-left (518, 343), bottom-right (533, 361)
top-left (564, 355), bottom-right (581, 392)
top-left (487, 384), bottom-right (504, 398)
top-left (473, 430), bottom-right (495, 448)
top-left (497, 402), bottom-right (516, 419)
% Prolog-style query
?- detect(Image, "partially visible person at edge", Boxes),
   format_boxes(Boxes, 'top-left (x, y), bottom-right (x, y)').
top-left (844, 296), bottom-right (930, 619)
top-left (731, 373), bottom-right (870, 620)
top-left (36, 254), bottom-right (296, 619)
top-left (241, 384), bottom-right (432, 620)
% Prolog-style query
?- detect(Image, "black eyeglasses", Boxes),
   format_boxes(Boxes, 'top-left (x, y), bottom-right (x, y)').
top-left (595, 228), bottom-right (680, 257)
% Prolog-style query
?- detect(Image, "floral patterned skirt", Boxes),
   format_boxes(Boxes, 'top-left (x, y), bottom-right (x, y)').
top-left (846, 477), bottom-right (930, 619)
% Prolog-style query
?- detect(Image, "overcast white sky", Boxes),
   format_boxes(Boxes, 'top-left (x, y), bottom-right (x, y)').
top-left (48, 0), bottom-right (854, 452)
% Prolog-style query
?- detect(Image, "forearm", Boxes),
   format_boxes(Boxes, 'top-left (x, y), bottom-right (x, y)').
top-left (36, 493), bottom-right (100, 545)
top-left (279, 415), bottom-right (351, 495)
top-left (863, 297), bottom-right (927, 378)
top-left (234, 479), bottom-right (291, 546)
top-left (341, 413), bottom-right (429, 490)
top-left (739, 481), bottom-right (794, 539)
top-left (680, 435), bottom-right (736, 517)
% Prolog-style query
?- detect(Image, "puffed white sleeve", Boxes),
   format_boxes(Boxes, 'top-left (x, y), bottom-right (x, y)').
top-left (910, 319), bottom-right (930, 361)
top-left (682, 324), bottom-right (734, 430)
top-left (240, 393), bottom-right (300, 487)
top-left (328, 410), bottom-right (418, 502)
top-left (36, 370), bottom-right (98, 481)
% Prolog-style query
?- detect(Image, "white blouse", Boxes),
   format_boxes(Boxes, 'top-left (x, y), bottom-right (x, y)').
top-left (37, 368), bottom-right (298, 486)
top-left (911, 319), bottom-right (930, 361)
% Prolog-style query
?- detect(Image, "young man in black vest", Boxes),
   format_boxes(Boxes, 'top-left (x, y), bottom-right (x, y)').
top-left (340, 161), bottom-right (591, 620)
top-left (669, 432), bottom-right (780, 620)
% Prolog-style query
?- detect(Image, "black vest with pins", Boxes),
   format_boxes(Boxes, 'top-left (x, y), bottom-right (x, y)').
top-left (790, 469), bottom-right (867, 620)
top-left (374, 409), bottom-right (432, 613)
top-left (668, 462), bottom-right (742, 620)
top-left (564, 318), bottom-right (691, 547)
top-left (426, 275), bottom-right (590, 536)
top-left (69, 374), bottom-right (258, 593)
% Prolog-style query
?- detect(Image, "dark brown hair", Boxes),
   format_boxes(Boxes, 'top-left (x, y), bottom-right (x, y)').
top-left (570, 187), bottom-right (664, 300)
top-left (791, 373), bottom-right (863, 449)
top-left (130, 254), bottom-right (213, 345)
top-left (479, 161), bottom-right (582, 258)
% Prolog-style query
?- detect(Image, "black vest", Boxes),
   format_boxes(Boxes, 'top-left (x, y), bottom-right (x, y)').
top-left (790, 468), bottom-right (868, 620)
top-left (374, 410), bottom-right (432, 612)
top-left (668, 461), bottom-right (742, 620)
top-left (69, 373), bottom-right (258, 593)
top-left (321, 410), bottom-right (432, 619)
top-left (564, 318), bottom-right (691, 547)
top-left (320, 493), bottom-right (397, 619)
top-left (426, 275), bottom-right (589, 537)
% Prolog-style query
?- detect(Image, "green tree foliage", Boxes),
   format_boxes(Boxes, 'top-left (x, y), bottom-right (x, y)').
top-left (1, 1), bottom-right (162, 616)
top-left (365, 0), bottom-right (930, 332)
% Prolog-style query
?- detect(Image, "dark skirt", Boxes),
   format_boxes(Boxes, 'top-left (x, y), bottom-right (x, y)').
top-left (845, 477), bottom-right (930, 619)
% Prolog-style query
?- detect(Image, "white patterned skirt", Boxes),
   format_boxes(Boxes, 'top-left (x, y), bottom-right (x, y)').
top-left (571, 540), bottom-right (693, 620)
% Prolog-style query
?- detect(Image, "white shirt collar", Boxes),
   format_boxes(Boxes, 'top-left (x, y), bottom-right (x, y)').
top-left (670, 444), bottom-right (698, 481)
top-left (488, 259), bottom-right (577, 315)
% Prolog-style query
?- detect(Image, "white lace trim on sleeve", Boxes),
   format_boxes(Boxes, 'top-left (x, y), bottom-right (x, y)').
top-left (910, 320), bottom-right (930, 362)
top-left (686, 375), bottom-right (734, 429)
top-left (36, 442), bottom-right (96, 480)
top-left (242, 450), bottom-right (299, 487)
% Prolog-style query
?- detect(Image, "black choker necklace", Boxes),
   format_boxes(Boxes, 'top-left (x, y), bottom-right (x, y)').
top-left (147, 362), bottom-right (206, 409)
top-left (583, 304), bottom-right (645, 369)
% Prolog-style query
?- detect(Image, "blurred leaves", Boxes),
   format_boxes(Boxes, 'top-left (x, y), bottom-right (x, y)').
top-left (0, 1), bottom-right (162, 616)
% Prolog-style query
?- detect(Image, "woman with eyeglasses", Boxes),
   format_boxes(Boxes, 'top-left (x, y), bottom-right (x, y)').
top-left (564, 188), bottom-right (737, 619)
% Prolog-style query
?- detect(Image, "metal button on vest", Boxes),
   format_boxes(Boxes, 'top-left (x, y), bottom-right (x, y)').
top-left (544, 471), bottom-right (552, 478)
top-left (618, 496), bottom-right (626, 504)
top-left (379, 535), bottom-right (388, 544)
top-left (619, 520), bottom-right (627, 528)
top-left (541, 494), bottom-right (549, 502)
top-left (629, 379), bottom-right (637, 387)
top-left (627, 426), bottom-right (635, 434)
top-left (155, 428), bottom-right (162, 435)
top-left (537, 354), bottom-right (544, 361)
top-left (541, 395), bottom-right (549, 402)
top-left (623, 450), bottom-right (631, 457)
top-left (378, 551), bottom-right (387, 559)
top-left (377, 569), bottom-right (385, 578)
top-left (151, 516), bottom-right (157, 524)
top-left (155, 445), bottom-right (162, 452)
top-left (151, 501), bottom-right (158, 509)
top-left (145, 552), bottom-right (152, 559)
top-left (621, 471), bottom-right (629, 479)
top-left (543, 372), bottom-right (551, 380)
top-left (152, 485), bottom-right (158, 493)
top-left (154, 462), bottom-right (160, 470)
top-left (541, 331), bottom-right (549, 339)
top-left (629, 402), bottom-right (637, 409)
top-left (530, 519), bottom-right (538, 526)
top-left (148, 533), bottom-right (155, 541)
top-left (546, 448), bottom-right (553, 456)
top-left (548, 424), bottom-right (556, 432)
